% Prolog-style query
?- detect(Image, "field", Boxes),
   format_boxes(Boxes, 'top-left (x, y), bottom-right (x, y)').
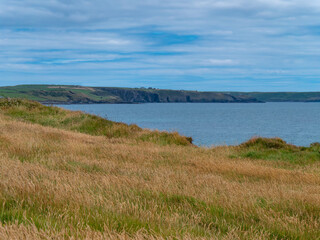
top-left (0, 99), bottom-right (319, 239)
top-left (0, 85), bottom-right (114, 103)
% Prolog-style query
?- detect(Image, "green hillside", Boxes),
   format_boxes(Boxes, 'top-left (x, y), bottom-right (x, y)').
top-left (1, 85), bottom-right (320, 103)
top-left (230, 92), bottom-right (320, 102)
top-left (0, 85), bottom-right (259, 103)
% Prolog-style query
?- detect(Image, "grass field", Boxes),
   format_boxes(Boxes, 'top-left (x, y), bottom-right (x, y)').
top-left (0, 85), bottom-right (116, 103)
top-left (0, 99), bottom-right (319, 239)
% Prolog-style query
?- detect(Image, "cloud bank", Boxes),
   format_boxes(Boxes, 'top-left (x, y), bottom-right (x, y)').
top-left (1, 0), bottom-right (320, 91)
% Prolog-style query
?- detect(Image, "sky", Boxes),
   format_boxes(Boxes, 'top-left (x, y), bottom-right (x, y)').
top-left (1, 0), bottom-right (320, 91)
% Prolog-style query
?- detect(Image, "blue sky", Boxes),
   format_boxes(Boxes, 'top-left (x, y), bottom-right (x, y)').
top-left (1, 0), bottom-right (320, 91)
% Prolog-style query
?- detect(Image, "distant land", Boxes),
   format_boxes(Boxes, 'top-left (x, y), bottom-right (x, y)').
top-left (0, 85), bottom-right (320, 104)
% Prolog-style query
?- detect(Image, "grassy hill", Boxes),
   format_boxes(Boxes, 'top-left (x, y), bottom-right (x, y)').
top-left (0, 99), bottom-right (320, 239)
top-left (0, 85), bottom-right (260, 104)
top-left (230, 92), bottom-right (320, 102)
top-left (1, 85), bottom-right (320, 104)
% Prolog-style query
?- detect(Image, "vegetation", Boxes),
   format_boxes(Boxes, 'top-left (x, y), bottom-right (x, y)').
top-left (1, 85), bottom-right (320, 104)
top-left (230, 92), bottom-right (320, 102)
top-left (0, 99), bottom-right (319, 239)
top-left (0, 85), bottom-right (112, 103)
top-left (232, 137), bottom-right (320, 167)
top-left (0, 98), bottom-right (192, 146)
top-left (0, 85), bottom-right (259, 103)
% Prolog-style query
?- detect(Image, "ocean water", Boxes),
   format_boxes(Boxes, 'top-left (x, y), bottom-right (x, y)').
top-left (58, 102), bottom-right (320, 146)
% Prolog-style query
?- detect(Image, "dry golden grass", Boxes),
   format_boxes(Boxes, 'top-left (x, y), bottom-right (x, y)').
top-left (0, 101), bottom-right (319, 239)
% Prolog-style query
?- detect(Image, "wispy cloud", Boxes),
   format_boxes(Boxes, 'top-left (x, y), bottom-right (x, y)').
top-left (207, 59), bottom-right (237, 66)
top-left (0, 0), bottom-right (320, 90)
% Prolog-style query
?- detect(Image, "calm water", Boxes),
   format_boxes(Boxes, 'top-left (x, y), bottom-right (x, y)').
top-left (58, 103), bottom-right (320, 146)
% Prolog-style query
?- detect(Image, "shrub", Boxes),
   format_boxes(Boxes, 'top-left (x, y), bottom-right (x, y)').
top-left (234, 137), bottom-right (320, 166)
top-left (240, 137), bottom-right (298, 150)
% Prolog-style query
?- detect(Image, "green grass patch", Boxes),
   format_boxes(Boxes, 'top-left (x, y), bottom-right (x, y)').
top-left (232, 137), bottom-right (320, 166)
top-left (0, 98), bottom-right (192, 146)
top-left (1, 182), bottom-right (319, 239)
top-left (139, 131), bottom-right (192, 146)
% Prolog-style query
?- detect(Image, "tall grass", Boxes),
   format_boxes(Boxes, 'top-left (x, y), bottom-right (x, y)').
top-left (0, 98), bottom-right (192, 146)
top-left (0, 99), bottom-right (319, 239)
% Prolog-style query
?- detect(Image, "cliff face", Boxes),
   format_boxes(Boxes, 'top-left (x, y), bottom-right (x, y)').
top-left (0, 85), bottom-right (262, 104)
top-left (229, 92), bottom-right (320, 102)
top-left (2, 85), bottom-right (320, 103)
top-left (94, 88), bottom-right (260, 103)
top-left (95, 88), bottom-right (161, 103)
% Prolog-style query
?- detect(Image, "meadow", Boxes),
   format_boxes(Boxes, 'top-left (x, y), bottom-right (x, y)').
top-left (0, 99), bottom-right (319, 239)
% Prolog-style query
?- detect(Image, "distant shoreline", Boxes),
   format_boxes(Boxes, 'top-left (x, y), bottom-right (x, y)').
top-left (1, 84), bottom-right (320, 104)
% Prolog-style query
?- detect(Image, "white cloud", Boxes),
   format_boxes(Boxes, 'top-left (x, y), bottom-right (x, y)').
top-left (0, 0), bottom-right (320, 90)
top-left (208, 59), bottom-right (237, 66)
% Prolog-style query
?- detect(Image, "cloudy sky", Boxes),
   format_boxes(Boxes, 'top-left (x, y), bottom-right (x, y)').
top-left (1, 0), bottom-right (320, 91)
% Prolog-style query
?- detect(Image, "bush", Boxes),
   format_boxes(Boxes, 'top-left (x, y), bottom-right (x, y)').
top-left (240, 137), bottom-right (297, 150)
top-left (234, 137), bottom-right (320, 165)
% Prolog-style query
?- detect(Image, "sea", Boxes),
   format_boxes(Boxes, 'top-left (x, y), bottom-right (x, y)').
top-left (58, 102), bottom-right (320, 147)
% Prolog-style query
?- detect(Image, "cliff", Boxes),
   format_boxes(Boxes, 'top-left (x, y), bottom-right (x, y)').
top-left (0, 85), bottom-right (260, 104)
